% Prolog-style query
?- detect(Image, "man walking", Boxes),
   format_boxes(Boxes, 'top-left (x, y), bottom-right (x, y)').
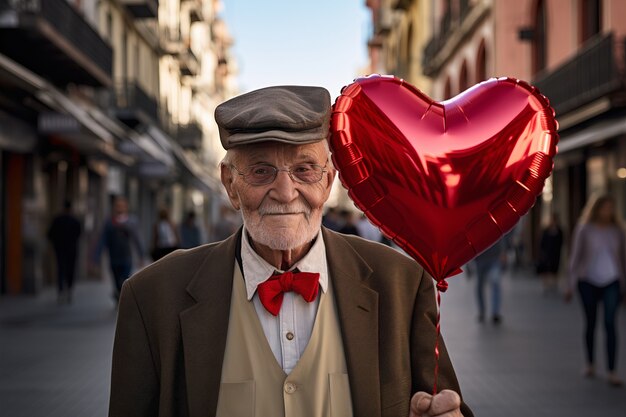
top-left (93, 196), bottom-right (145, 300)
top-left (47, 200), bottom-right (81, 304)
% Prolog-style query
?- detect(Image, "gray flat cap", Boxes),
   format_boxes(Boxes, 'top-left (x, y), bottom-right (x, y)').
top-left (215, 85), bottom-right (331, 149)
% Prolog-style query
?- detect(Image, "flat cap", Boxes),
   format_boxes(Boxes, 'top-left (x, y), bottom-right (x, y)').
top-left (215, 85), bottom-right (331, 149)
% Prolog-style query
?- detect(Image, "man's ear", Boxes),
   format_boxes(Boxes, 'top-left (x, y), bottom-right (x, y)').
top-left (220, 164), bottom-right (241, 211)
top-left (322, 166), bottom-right (337, 198)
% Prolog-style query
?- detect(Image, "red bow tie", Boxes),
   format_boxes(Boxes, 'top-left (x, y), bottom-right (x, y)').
top-left (257, 270), bottom-right (320, 316)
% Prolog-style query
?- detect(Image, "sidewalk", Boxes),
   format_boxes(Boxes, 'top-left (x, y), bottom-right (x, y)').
top-left (1, 270), bottom-right (625, 417)
top-left (0, 280), bottom-right (117, 417)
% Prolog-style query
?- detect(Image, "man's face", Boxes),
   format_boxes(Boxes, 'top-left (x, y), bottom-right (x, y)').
top-left (221, 141), bottom-right (336, 250)
top-left (113, 198), bottom-right (128, 217)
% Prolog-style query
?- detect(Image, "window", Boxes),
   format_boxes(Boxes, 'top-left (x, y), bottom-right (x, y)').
top-left (122, 28), bottom-right (128, 79)
top-left (406, 23), bottom-right (413, 64)
top-left (134, 43), bottom-right (140, 81)
top-left (476, 40), bottom-right (487, 82)
top-left (443, 77), bottom-right (452, 99)
top-left (459, 60), bottom-right (469, 92)
top-left (106, 11), bottom-right (112, 41)
top-left (581, 0), bottom-right (601, 43)
top-left (532, 0), bottom-right (547, 74)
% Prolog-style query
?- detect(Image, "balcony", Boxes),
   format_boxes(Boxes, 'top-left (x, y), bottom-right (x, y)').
top-left (0, 0), bottom-right (112, 87)
top-left (176, 122), bottom-right (203, 150)
top-left (533, 33), bottom-right (625, 116)
top-left (422, 1), bottom-right (488, 77)
top-left (372, 5), bottom-right (392, 36)
top-left (119, 0), bottom-right (158, 19)
top-left (391, 0), bottom-right (412, 10)
top-left (182, 0), bottom-right (203, 22)
top-left (189, 7), bottom-right (202, 23)
top-left (112, 81), bottom-right (158, 128)
top-left (179, 48), bottom-right (199, 76)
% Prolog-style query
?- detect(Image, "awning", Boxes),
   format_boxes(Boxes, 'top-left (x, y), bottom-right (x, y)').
top-left (37, 108), bottom-right (133, 167)
top-left (145, 125), bottom-right (220, 193)
top-left (558, 116), bottom-right (626, 153)
top-left (177, 150), bottom-right (222, 194)
top-left (0, 52), bottom-right (133, 166)
top-left (0, 110), bottom-right (37, 152)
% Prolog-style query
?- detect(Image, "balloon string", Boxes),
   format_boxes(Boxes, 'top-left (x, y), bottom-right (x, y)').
top-left (433, 279), bottom-right (448, 395)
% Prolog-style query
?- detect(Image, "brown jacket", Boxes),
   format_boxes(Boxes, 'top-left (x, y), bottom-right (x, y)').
top-left (109, 227), bottom-right (473, 417)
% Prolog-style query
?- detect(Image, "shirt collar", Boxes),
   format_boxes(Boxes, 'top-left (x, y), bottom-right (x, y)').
top-left (241, 228), bottom-right (329, 301)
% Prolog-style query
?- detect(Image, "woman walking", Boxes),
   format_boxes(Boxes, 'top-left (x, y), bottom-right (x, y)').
top-left (151, 208), bottom-right (180, 261)
top-left (566, 194), bottom-right (625, 386)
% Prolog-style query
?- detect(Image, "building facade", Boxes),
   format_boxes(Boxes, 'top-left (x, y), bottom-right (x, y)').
top-left (0, 0), bottom-right (236, 294)
top-left (366, 0), bottom-right (434, 92)
top-left (531, 0), bottom-right (626, 240)
top-left (366, 0), bottom-right (626, 265)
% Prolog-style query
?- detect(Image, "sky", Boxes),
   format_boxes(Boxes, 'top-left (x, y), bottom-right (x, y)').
top-left (221, 0), bottom-right (371, 98)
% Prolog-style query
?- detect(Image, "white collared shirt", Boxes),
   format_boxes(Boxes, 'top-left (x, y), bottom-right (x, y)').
top-left (241, 229), bottom-right (328, 374)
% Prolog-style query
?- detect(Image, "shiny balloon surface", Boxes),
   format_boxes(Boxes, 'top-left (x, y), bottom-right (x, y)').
top-left (330, 75), bottom-right (558, 280)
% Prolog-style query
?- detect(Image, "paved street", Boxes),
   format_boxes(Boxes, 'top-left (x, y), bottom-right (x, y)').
top-left (0, 281), bottom-right (116, 417)
top-left (442, 269), bottom-right (626, 417)
top-left (1, 268), bottom-right (625, 417)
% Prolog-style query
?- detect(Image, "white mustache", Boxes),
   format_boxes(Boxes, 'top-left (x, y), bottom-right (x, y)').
top-left (259, 202), bottom-right (311, 217)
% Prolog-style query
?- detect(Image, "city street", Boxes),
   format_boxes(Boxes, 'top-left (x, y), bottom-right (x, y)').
top-left (1, 267), bottom-right (625, 417)
top-left (1, 0), bottom-right (626, 416)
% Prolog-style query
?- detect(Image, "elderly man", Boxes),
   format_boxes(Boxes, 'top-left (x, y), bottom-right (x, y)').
top-left (109, 86), bottom-right (473, 417)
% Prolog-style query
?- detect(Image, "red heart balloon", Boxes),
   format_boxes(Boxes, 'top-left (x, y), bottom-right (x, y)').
top-left (330, 75), bottom-right (558, 281)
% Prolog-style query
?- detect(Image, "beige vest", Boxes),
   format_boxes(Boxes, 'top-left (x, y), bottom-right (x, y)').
top-left (215, 264), bottom-right (354, 417)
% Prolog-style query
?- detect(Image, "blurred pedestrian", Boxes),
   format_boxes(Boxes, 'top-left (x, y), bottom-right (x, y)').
top-left (180, 211), bottom-right (201, 249)
top-left (93, 195), bottom-right (146, 301)
top-left (473, 237), bottom-right (507, 324)
top-left (151, 208), bottom-right (180, 261)
top-left (510, 218), bottom-right (526, 269)
top-left (213, 204), bottom-right (241, 242)
top-left (566, 194), bottom-right (625, 386)
top-left (322, 206), bottom-right (342, 231)
top-left (338, 209), bottom-right (360, 236)
top-left (47, 200), bottom-right (81, 304)
top-left (356, 213), bottom-right (383, 243)
top-left (536, 212), bottom-right (563, 294)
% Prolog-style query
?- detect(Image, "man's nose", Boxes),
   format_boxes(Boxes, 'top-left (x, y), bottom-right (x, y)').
top-left (269, 170), bottom-right (299, 203)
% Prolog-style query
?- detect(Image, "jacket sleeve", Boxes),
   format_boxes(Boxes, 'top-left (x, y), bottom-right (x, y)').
top-left (109, 280), bottom-right (159, 417)
top-left (411, 270), bottom-right (474, 417)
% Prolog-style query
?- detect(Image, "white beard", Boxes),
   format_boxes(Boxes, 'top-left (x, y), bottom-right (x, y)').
top-left (242, 201), bottom-right (322, 250)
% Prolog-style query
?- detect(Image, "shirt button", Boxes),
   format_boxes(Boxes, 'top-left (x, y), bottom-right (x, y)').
top-left (284, 382), bottom-right (297, 394)
top-left (286, 331), bottom-right (294, 340)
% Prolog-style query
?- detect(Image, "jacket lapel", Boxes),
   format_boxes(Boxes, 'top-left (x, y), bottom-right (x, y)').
top-left (180, 229), bottom-right (241, 417)
top-left (323, 228), bottom-right (381, 416)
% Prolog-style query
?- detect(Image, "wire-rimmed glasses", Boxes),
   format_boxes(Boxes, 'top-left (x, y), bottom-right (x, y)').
top-left (231, 162), bottom-right (328, 186)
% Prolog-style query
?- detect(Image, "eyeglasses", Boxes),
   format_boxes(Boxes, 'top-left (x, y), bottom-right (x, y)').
top-left (231, 162), bottom-right (328, 186)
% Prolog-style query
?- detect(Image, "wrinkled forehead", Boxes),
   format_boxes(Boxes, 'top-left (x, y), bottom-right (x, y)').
top-left (236, 141), bottom-right (329, 165)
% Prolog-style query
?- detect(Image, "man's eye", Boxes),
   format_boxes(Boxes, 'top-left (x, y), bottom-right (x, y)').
top-left (252, 166), bottom-right (272, 175)
top-left (293, 165), bottom-right (312, 173)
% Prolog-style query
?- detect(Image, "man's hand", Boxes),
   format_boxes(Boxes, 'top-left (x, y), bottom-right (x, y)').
top-left (409, 390), bottom-right (463, 417)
